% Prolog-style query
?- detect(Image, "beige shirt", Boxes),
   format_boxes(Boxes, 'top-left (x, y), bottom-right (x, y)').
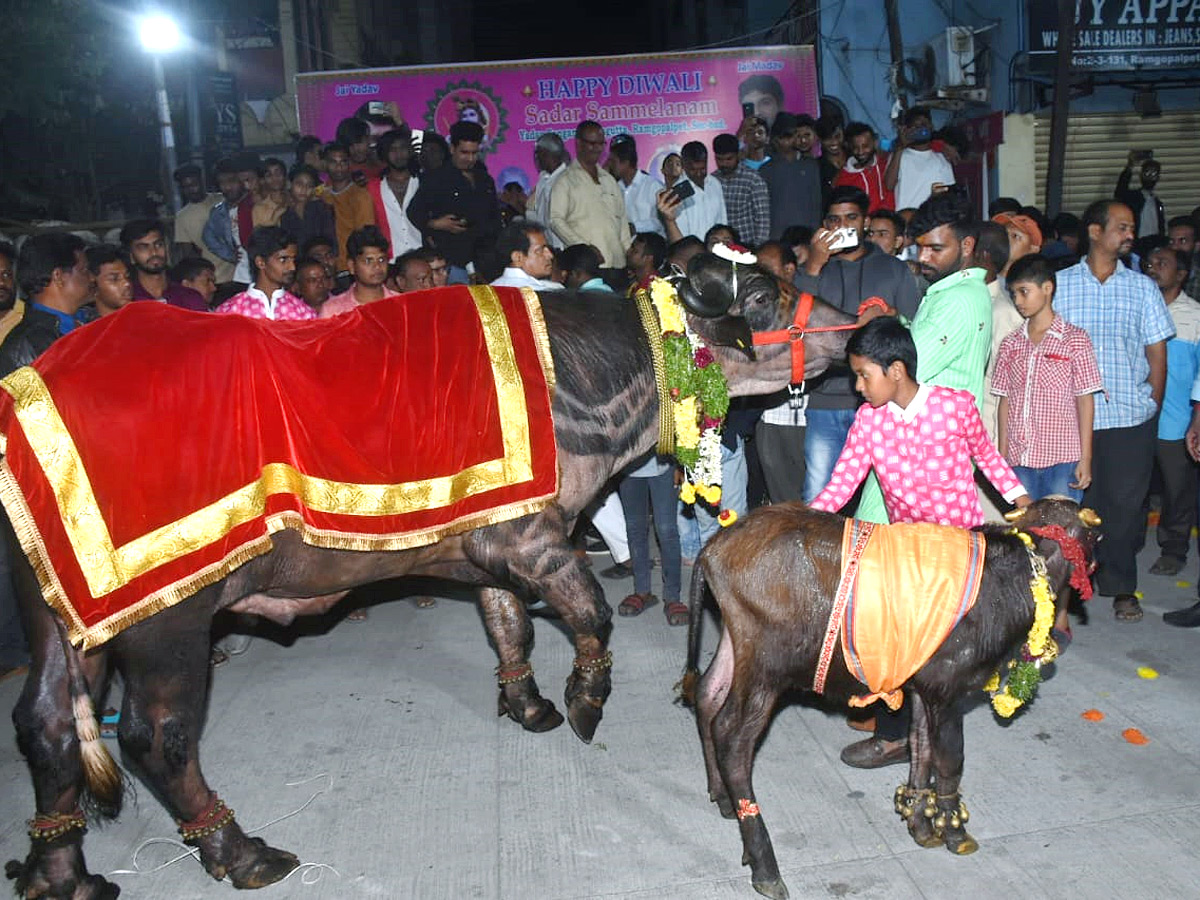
top-left (548, 160), bottom-right (631, 267)
top-left (983, 276), bottom-right (1023, 441)
top-left (174, 195), bottom-right (232, 283)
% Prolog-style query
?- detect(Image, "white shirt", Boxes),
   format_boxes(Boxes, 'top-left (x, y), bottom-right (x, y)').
top-left (380, 175), bottom-right (423, 256)
top-left (672, 175), bottom-right (727, 241)
top-left (491, 267), bottom-right (563, 290)
top-left (530, 163), bottom-right (567, 248)
top-left (622, 170), bottom-right (664, 236)
top-left (894, 148), bottom-right (956, 211)
top-left (229, 206), bottom-right (251, 284)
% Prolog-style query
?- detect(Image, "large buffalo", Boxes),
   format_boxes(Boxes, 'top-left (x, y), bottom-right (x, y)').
top-left (4, 257), bottom-right (855, 899)
top-left (680, 498), bottom-right (1100, 900)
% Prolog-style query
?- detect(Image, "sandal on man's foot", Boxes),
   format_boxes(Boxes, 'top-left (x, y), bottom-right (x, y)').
top-left (413, 596), bottom-right (436, 609)
top-left (346, 607), bottom-right (370, 622)
top-left (664, 601), bottom-right (689, 626)
top-left (1113, 594), bottom-right (1143, 623)
top-left (618, 592), bottom-right (657, 617)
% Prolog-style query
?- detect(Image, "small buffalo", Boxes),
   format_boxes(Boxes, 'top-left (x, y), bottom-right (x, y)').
top-left (680, 498), bottom-right (1099, 900)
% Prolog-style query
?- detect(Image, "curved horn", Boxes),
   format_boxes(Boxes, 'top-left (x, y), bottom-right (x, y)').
top-left (1078, 507), bottom-right (1102, 527)
top-left (1003, 508), bottom-right (1026, 523)
top-left (679, 254), bottom-right (738, 318)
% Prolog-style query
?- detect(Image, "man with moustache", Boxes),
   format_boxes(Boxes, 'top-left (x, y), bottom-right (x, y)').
top-left (834, 122), bottom-right (893, 213)
top-left (549, 120), bottom-right (631, 276)
top-left (1057, 200), bottom-right (1174, 624)
top-left (215, 226), bottom-right (315, 320)
top-left (85, 246), bottom-right (135, 317)
top-left (320, 226), bottom-right (398, 317)
top-left (119, 220), bottom-right (208, 311)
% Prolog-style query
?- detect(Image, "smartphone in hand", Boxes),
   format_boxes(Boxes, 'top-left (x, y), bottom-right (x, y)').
top-left (669, 180), bottom-right (695, 203)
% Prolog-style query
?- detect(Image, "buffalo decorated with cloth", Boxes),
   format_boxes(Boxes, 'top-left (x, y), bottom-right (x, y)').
top-left (3, 255), bottom-right (856, 899)
top-left (679, 498), bottom-right (1100, 900)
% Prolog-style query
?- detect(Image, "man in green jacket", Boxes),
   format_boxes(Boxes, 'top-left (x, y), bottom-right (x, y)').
top-left (844, 189), bottom-right (994, 769)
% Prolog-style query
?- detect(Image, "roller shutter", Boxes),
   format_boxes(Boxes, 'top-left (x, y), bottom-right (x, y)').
top-left (1033, 110), bottom-right (1200, 221)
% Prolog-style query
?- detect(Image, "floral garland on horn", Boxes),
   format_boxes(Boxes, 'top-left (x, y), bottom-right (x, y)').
top-left (644, 250), bottom-right (742, 526)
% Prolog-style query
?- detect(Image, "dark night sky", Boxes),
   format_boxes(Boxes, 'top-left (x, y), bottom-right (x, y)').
top-left (471, 5), bottom-right (661, 62)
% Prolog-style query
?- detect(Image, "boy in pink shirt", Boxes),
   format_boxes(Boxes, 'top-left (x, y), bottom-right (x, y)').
top-left (810, 317), bottom-right (1030, 528)
top-left (811, 316), bottom-right (1030, 771)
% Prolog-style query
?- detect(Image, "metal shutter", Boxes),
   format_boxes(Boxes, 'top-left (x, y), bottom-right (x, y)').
top-left (1033, 110), bottom-right (1200, 221)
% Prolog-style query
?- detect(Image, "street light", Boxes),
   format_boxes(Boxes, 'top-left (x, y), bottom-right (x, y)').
top-left (139, 13), bottom-right (182, 212)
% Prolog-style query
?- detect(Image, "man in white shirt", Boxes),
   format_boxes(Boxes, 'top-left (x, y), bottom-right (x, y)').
top-left (529, 133), bottom-right (569, 248)
top-left (490, 223), bottom-right (563, 290)
top-left (549, 120), bottom-right (631, 270)
top-left (885, 106), bottom-right (955, 211)
top-left (605, 134), bottom-right (663, 237)
top-left (669, 141), bottom-right (728, 242)
top-left (372, 129), bottom-right (423, 258)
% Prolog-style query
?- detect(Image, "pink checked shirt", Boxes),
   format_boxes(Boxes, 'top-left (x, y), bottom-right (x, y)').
top-left (989, 315), bottom-right (1102, 468)
top-left (811, 385), bottom-right (1027, 528)
top-left (215, 286), bottom-right (317, 321)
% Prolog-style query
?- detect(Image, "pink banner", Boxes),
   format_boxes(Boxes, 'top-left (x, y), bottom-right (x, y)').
top-left (295, 46), bottom-right (818, 194)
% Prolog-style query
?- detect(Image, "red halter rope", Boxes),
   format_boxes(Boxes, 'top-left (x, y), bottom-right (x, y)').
top-left (751, 293), bottom-right (888, 385)
top-left (1027, 524), bottom-right (1095, 600)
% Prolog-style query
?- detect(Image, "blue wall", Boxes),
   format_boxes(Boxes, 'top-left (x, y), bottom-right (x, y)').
top-left (747, 0), bottom-right (1197, 134)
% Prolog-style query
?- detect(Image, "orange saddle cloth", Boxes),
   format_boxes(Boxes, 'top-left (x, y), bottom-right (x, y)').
top-left (838, 519), bottom-right (986, 709)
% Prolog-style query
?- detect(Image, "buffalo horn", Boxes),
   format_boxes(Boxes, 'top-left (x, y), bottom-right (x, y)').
top-left (1079, 508), bottom-right (1102, 527)
top-left (1003, 508), bottom-right (1026, 523)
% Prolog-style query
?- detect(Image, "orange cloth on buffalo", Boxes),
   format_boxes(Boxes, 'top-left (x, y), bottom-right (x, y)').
top-left (839, 518), bottom-right (985, 710)
top-left (0, 285), bottom-right (558, 649)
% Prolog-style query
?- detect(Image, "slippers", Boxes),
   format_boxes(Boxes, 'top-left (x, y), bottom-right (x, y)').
top-left (1113, 594), bottom-right (1143, 623)
top-left (346, 607), bottom-right (370, 622)
top-left (618, 593), bottom-right (658, 617)
top-left (664, 601), bottom-right (689, 626)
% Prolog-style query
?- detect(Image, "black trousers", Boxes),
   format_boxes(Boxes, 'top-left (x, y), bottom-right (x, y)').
top-left (1154, 438), bottom-right (1198, 561)
top-left (1085, 417), bottom-right (1158, 596)
top-left (0, 537), bottom-right (28, 669)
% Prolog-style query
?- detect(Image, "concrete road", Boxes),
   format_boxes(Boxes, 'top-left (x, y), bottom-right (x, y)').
top-left (1, 542), bottom-right (1198, 900)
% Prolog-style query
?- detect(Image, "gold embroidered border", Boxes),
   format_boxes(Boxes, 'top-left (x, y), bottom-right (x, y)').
top-left (519, 287), bottom-right (556, 397)
top-left (0, 285), bottom-right (559, 643)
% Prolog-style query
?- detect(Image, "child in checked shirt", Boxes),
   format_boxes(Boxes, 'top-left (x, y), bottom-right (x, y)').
top-left (990, 254), bottom-right (1103, 504)
top-left (809, 317), bottom-right (1030, 528)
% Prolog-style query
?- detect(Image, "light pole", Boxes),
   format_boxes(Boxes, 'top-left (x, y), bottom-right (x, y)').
top-left (139, 14), bottom-right (182, 212)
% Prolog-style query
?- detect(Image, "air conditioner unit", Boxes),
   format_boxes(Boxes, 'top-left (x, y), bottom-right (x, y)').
top-left (932, 26), bottom-right (977, 89)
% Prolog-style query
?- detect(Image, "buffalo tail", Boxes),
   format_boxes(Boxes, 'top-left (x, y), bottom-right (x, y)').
top-left (53, 617), bottom-right (123, 818)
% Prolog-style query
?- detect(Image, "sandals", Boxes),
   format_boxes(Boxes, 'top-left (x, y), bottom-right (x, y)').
top-left (664, 601), bottom-right (689, 627)
top-left (1113, 594), bottom-right (1143, 623)
top-left (618, 593), bottom-right (658, 617)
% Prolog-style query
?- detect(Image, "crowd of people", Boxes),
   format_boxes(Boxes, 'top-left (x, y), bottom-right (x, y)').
top-left (1, 103), bottom-right (1199, 772)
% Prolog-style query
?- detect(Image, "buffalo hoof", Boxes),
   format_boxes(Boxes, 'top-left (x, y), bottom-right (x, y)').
top-left (6, 857), bottom-right (121, 899)
top-left (566, 696), bottom-right (604, 743)
top-left (227, 838), bottom-right (301, 889)
top-left (497, 690), bottom-right (564, 733)
top-left (944, 831), bottom-right (978, 855)
top-left (752, 877), bottom-right (790, 900)
top-left (907, 816), bottom-right (944, 848)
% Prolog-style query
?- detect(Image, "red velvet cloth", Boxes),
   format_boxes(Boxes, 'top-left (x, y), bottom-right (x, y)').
top-left (0, 286), bottom-right (558, 648)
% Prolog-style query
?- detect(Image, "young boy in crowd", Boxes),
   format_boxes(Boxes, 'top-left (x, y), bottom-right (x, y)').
top-left (990, 254), bottom-right (1103, 504)
top-left (810, 316), bottom-right (1030, 528)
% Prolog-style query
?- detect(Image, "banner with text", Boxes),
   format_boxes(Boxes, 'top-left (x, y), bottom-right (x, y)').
top-left (295, 46), bottom-right (818, 195)
top-left (1027, 0), bottom-right (1200, 72)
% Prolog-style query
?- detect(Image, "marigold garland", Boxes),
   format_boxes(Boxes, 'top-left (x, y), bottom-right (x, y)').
top-left (986, 530), bottom-right (1058, 718)
top-left (644, 277), bottom-right (736, 526)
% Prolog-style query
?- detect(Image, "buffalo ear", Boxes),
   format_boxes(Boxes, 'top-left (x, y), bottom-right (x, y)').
top-left (688, 314), bottom-right (755, 359)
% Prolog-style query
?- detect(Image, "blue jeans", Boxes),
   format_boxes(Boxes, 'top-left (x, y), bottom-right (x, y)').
top-left (1013, 462), bottom-right (1082, 503)
top-left (803, 408), bottom-right (857, 502)
top-left (617, 469), bottom-right (681, 601)
top-left (679, 438), bottom-right (748, 560)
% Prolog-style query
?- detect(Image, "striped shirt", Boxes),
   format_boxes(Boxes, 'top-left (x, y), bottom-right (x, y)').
top-left (1055, 259), bottom-right (1174, 430)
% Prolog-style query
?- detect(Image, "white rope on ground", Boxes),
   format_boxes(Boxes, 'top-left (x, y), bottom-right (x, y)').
top-left (106, 773), bottom-right (340, 885)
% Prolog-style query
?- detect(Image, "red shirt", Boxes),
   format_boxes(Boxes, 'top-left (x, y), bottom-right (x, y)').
top-left (989, 315), bottom-right (1103, 468)
top-left (833, 152), bottom-right (894, 213)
